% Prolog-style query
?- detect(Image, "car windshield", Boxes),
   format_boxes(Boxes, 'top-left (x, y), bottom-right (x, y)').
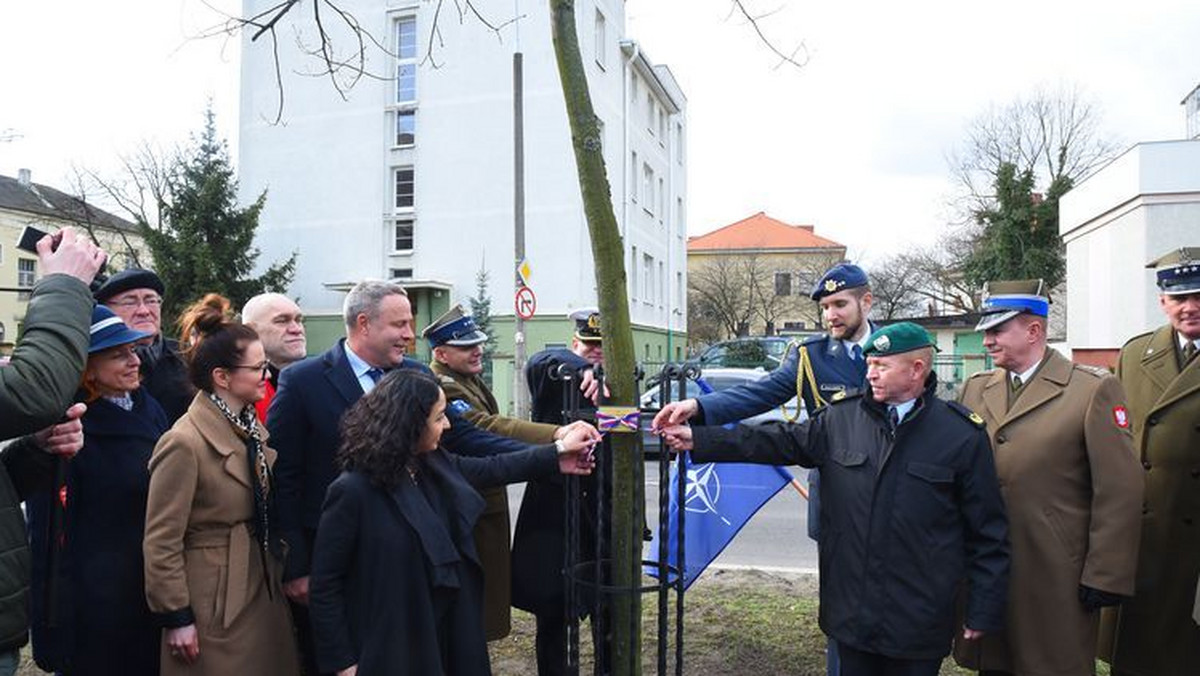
top-left (641, 372), bottom-right (761, 408)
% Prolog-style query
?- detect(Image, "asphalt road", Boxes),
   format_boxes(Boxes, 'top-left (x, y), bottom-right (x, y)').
top-left (506, 464), bottom-right (818, 574)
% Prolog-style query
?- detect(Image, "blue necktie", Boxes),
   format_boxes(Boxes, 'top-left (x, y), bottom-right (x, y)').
top-left (888, 406), bottom-right (900, 430)
top-left (366, 367), bottom-right (385, 384)
top-left (851, 344), bottom-right (863, 362)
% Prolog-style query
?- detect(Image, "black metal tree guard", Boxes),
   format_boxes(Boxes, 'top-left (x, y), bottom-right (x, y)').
top-left (555, 361), bottom-right (696, 676)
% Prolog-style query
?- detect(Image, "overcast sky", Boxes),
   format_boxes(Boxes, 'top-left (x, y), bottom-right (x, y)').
top-left (2, 0), bottom-right (1198, 263)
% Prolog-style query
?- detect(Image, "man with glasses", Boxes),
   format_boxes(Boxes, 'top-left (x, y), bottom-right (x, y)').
top-left (241, 293), bottom-right (307, 422)
top-left (94, 269), bottom-right (192, 423)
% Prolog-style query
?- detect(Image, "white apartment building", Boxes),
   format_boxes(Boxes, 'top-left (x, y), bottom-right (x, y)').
top-left (239, 0), bottom-right (687, 405)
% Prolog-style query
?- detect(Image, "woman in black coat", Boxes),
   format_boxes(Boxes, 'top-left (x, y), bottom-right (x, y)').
top-left (308, 370), bottom-right (599, 676)
top-left (27, 305), bottom-right (168, 675)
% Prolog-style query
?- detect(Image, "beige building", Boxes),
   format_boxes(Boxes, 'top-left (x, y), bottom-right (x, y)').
top-left (686, 212), bottom-right (846, 343)
top-left (0, 170), bottom-right (148, 344)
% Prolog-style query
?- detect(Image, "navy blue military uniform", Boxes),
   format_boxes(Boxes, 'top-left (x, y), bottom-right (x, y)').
top-left (691, 374), bottom-right (1010, 671)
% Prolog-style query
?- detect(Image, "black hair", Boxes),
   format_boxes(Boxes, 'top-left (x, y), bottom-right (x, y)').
top-left (337, 369), bottom-right (442, 489)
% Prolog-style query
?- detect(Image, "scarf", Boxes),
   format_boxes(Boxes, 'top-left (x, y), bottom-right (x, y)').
top-left (206, 392), bottom-right (275, 560)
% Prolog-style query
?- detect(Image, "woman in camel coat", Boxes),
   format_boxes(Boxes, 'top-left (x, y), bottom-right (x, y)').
top-left (143, 295), bottom-right (299, 676)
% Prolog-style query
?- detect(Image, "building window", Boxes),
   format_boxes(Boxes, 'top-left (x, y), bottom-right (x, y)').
top-left (642, 164), bottom-right (654, 215)
top-left (0, 243), bottom-right (4, 264)
top-left (658, 177), bottom-right (665, 222)
top-left (677, 197), bottom-right (685, 237)
top-left (0, 321), bottom-right (5, 342)
top-left (642, 253), bottom-right (653, 302)
top-left (676, 122), bottom-right (685, 164)
top-left (17, 258), bottom-right (35, 300)
top-left (658, 261), bottom-right (665, 307)
top-left (630, 246), bottom-right (638, 300)
top-left (396, 17), bottom-right (418, 103)
top-left (394, 218), bottom-right (414, 250)
top-left (783, 321), bottom-right (808, 332)
top-left (593, 10), bottom-right (606, 69)
top-left (396, 110), bottom-right (415, 146)
top-left (658, 108), bottom-right (667, 142)
top-left (775, 272), bottom-right (792, 296)
top-left (390, 268), bottom-right (413, 280)
top-left (676, 271), bottom-right (684, 310)
top-left (394, 167), bottom-right (414, 210)
top-left (631, 75), bottom-right (639, 104)
top-left (646, 93), bottom-right (655, 132)
top-left (630, 151), bottom-right (638, 203)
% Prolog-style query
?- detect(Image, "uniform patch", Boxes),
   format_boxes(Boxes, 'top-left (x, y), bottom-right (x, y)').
top-left (948, 401), bottom-right (986, 428)
top-left (831, 391), bottom-right (847, 402)
top-left (449, 399), bottom-right (472, 414)
top-left (1113, 406), bottom-right (1129, 428)
top-left (969, 412), bottom-right (985, 425)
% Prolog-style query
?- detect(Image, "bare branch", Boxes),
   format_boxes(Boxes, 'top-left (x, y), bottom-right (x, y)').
top-left (730, 0), bottom-right (809, 70)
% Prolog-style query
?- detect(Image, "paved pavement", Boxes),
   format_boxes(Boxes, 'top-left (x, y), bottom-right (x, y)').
top-left (506, 464), bottom-right (818, 575)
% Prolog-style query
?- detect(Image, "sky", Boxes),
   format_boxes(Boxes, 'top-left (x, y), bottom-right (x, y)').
top-left (2, 0), bottom-right (1199, 263)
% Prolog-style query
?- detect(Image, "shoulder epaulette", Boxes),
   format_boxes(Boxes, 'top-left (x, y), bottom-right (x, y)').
top-left (828, 388), bottom-right (863, 404)
top-left (1120, 330), bottom-right (1155, 350)
top-left (801, 333), bottom-right (827, 346)
top-left (966, 370), bottom-right (992, 381)
top-left (947, 400), bottom-right (986, 428)
top-left (1074, 363), bottom-right (1113, 378)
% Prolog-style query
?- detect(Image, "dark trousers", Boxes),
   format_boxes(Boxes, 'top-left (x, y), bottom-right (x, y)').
top-left (838, 644), bottom-right (941, 676)
top-left (290, 599), bottom-right (326, 676)
top-left (533, 610), bottom-right (613, 676)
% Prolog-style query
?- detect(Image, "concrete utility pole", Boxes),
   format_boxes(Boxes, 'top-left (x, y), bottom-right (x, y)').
top-left (512, 51), bottom-right (530, 418)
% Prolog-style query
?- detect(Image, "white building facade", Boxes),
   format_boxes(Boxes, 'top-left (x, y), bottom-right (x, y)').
top-left (1058, 140), bottom-right (1200, 359)
top-left (239, 0), bottom-right (688, 401)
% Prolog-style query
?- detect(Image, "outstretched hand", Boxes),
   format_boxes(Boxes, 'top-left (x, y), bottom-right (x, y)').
top-left (33, 402), bottom-right (87, 458)
top-left (651, 399), bottom-right (699, 433)
top-left (659, 424), bottom-right (694, 452)
top-left (556, 422), bottom-right (601, 475)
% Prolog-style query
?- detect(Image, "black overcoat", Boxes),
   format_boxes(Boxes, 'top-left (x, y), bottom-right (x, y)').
top-left (28, 389), bottom-right (168, 675)
top-left (309, 444), bottom-right (559, 675)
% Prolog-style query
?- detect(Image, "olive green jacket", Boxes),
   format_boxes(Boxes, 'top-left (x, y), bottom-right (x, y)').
top-left (430, 362), bottom-right (558, 445)
top-left (0, 274), bottom-right (93, 652)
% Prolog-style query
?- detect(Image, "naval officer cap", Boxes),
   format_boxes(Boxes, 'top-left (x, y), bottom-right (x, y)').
top-left (1147, 247), bottom-right (1200, 295)
top-left (810, 263), bottom-right (869, 301)
top-left (569, 306), bottom-right (602, 342)
top-left (423, 304), bottom-right (488, 349)
top-left (975, 279), bottom-right (1050, 332)
top-left (863, 322), bottom-right (939, 357)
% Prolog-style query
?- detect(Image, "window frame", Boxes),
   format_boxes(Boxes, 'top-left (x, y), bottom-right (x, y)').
top-left (395, 16), bottom-right (418, 105)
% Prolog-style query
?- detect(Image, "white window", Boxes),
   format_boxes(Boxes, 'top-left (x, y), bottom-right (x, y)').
top-left (642, 253), bottom-right (654, 302)
top-left (17, 258), bottom-right (35, 300)
top-left (593, 10), bottom-right (606, 69)
top-left (658, 108), bottom-right (667, 142)
top-left (658, 261), bottom-right (665, 307)
top-left (394, 218), bottom-right (414, 250)
top-left (676, 122), bottom-right (685, 164)
top-left (631, 75), bottom-right (639, 104)
top-left (630, 151), bottom-right (638, 203)
top-left (395, 17), bottom-right (418, 103)
top-left (658, 177), bottom-right (665, 222)
top-left (677, 197), bottom-right (685, 237)
top-left (394, 167), bottom-right (414, 210)
top-left (642, 164), bottom-right (654, 215)
top-left (676, 271), bottom-right (684, 310)
top-left (630, 246), bottom-right (639, 300)
top-left (396, 110), bottom-right (415, 146)
top-left (646, 93), bottom-right (655, 132)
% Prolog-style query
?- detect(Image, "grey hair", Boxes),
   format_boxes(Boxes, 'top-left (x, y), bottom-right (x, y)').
top-left (343, 280), bottom-right (408, 328)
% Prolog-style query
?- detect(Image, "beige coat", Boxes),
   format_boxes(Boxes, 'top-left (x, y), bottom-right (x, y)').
top-left (1098, 326), bottom-right (1200, 675)
top-left (144, 393), bottom-right (300, 676)
top-left (953, 349), bottom-right (1144, 676)
top-left (431, 361), bottom-right (558, 640)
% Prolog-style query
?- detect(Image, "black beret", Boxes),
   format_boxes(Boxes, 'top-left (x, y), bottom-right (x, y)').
top-left (93, 268), bottom-right (165, 303)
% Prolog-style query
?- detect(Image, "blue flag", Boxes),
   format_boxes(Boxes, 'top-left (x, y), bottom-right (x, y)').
top-left (645, 378), bottom-right (794, 589)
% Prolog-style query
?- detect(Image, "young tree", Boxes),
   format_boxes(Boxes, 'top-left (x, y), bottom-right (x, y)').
top-left (468, 264), bottom-right (498, 387)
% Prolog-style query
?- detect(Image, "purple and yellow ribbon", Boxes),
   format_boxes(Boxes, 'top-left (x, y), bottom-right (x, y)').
top-left (596, 407), bottom-right (640, 434)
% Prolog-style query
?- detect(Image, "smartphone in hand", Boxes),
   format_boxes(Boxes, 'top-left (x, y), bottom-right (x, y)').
top-left (16, 226), bottom-right (56, 254)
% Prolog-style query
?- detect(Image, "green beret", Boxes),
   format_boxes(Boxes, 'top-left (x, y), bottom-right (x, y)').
top-left (863, 322), bottom-right (938, 357)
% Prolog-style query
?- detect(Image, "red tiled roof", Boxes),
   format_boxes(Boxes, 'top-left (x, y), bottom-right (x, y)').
top-left (687, 212), bottom-right (843, 252)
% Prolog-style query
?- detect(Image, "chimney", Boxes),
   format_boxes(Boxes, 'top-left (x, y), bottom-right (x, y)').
top-left (17, 168), bottom-right (31, 187)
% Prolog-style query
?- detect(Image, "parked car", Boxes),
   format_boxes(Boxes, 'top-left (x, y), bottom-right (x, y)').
top-left (690, 335), bottom-right (819, 371)
top-left (639, 367), bottom-right (803, 452)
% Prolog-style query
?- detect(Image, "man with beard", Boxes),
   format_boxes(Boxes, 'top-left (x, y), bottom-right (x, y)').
top-left (1102, 247), bottom-right (1200, 676)
top-left (94, 269), bottom-right (192, 423)
top-left (653, 262), bottom-right (877, 675)
top-left (241, 293), bottom-right (307, 421)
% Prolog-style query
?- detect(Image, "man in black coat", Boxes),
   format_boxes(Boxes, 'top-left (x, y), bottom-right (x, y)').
top-left (94, 269), bottom-right (192, 423)
top-left (662, 323), bottom-right (1010, 676)
top-left (511, 307), bottom-right (607, 676)
top-left (269, 281), bottom-right (590, 674)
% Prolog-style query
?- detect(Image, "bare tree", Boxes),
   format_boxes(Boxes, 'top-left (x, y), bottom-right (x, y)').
top-left (948, 84), bottom-right (1121, 220)
top-left (866, 254), bottom-right (927, 320)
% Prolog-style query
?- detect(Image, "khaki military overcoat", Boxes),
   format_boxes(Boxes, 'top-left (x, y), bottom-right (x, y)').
top-left (431, 361), bottom-right (558, 640)
top-left (1098, 326), bottom-right (1200, 675)
top-left (144, 393), bottom-right (300, 676)
top-left (953, 349), bottom-right (1143, 676)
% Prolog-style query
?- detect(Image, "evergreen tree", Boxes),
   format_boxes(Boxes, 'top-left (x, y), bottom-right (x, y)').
top-left (963, 162), bottom-right (1069, 289)
top-left (140, 106), bottom-right (297, 327)
top-left (468, 265), bottom-right (497, 387)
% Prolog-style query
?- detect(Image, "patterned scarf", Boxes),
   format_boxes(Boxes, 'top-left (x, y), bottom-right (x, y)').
top-left (207, 392), bottom-right (274, 560)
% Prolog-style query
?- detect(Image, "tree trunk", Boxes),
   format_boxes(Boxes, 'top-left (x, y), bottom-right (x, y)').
top-left (549, 2), bottom-right (642, 674)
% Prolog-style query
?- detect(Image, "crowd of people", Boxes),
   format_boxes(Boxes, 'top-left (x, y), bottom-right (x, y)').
top-left (0, 226), bottom-right (1195, 676)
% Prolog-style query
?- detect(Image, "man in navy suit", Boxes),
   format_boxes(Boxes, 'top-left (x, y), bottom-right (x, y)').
top-left (652, 262), bottom-right (877, 676)
top-left (268, 280), bottom-right (596, 673)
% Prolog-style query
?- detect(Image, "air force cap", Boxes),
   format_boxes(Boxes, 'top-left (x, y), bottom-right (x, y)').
top-left (810, 263), bottom-right (869, 301)
top-left (423, 304), bottom-right (488, 348)
top-left (569, 306), bottom-right (602, 342)
top-left (975, 279), bottom-right (1050, 332)
top-left (1148, 247), bottom-right (1200, 296)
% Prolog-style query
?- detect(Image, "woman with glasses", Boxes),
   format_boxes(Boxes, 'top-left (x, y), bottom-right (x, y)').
top-left (27, 305), bottom-right (168, 675)
top-left (143, 294), bottom-right (299, 676)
